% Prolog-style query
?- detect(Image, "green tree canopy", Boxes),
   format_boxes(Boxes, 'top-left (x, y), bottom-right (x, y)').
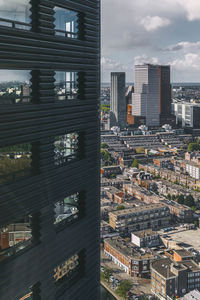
top-left (132, 158), bottom-right (139, 168)
top-left (116, 205), bottom-right (125, 211)
top-left (188, 142), bottom-right (200, 152)
top-left (116, 280), bottom-right (132, 299)
top-left (177, 194), bottom-right (185, 204)
top-left (136, 147), bottom-right (145, 154)
top-left (184, 195), bottom-right (195, 207)
top-left (101, 143), bottom-right (109, 149)
top-left (101, 267), bottom-right (112, 283)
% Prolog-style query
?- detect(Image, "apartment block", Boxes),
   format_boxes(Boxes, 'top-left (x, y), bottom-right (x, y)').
top-left (109, 204), bottom-right (170, 234)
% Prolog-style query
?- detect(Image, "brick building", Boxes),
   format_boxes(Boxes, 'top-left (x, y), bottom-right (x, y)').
top-left (104, 237), bottom-right (154, 277)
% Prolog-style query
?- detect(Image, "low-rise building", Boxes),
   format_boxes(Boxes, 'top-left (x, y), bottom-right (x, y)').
top-left (161, 199), bottom-right (194, 223)
top-left (184, 290), bottom-right (200, 300)
top-left (131, 229), bottom-right (161, 248)
top-left (151, 258), bottom-right (200, 299)
top-left (104, 236), bottom-right (154, 277)
top-left (186, 163), bottom-right (200, 180)
top-left (109, 204), bottom-right (170, 234)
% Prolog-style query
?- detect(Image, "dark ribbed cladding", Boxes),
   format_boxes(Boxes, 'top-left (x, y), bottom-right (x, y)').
top-left (0, 0), bottom-right (100, 299)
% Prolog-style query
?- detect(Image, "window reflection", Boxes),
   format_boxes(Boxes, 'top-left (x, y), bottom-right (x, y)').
top-left (0, 0), bottom-right (31, 30)
top-left (54, 253), bottom-right (80, 284)
top-left (0, 70), bottom-right (31, 104)
top-left (0, 143), bottom-right (32, 184)
top-left (0, 215), bottom-right (32, 263)
top-left (55, 72), bottom-right (78, 100)
top-left (16, 289), bottom-right (33, 300)
top-left (54, 193), bottom-right (79, 227)
top-left (54, 7), bottom-right (78, 38)
top-left (54, 133), bottom-right (79, 165)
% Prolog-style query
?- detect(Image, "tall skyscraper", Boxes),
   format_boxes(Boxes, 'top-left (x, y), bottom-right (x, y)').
top-left (132, 64), bottom-right (175, 127)
top-left (110, 72), bottom-right (126, 129)
top-left (0, 1), bottom-right (100, 300)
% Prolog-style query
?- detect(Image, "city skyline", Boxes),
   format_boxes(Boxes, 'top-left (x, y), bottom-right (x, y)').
top-left (102, 0), bottom-right (200, 83)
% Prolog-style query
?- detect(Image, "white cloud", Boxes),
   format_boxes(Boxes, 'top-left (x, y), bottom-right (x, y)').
top-left (101, 57), bottom-right (130, 71)
top-left (176, 0), bottom-right (200, 21)
top-left (170, 53), bottom-right (200, 71)
top-left (140, 16), bottom-right (171, 32)
top-left (163, 41), bottom-right (200, 52)
top-left (134, 54), bottom-right (159, 65)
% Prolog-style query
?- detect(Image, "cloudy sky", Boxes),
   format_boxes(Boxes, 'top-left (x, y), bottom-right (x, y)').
top-left (101, 0), bottom-right (200, 83)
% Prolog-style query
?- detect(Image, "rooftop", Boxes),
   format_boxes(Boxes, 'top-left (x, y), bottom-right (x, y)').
top-left (151, 258), bottom-right (176, 279)
top-left (105, 236), bottom-right (154, 260)
top-left (132, 229), bottom-right (159, 238)
top-left (109, 203), bottom-right (167, 217)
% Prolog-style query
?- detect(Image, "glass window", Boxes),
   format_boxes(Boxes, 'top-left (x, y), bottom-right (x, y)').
top-left (54, 133), bottom-right (80, 166)
top-left (0, 143), bottom-right (36, 184)
top-left (55, 72), bottom-right (78, 100)
top-left (54, 193), bottom-right (82, 228)
top-left (0, 0), bottom-right (31, 30)
top-left (0, 70), bottom-right (31, 104)
top-left (54, 7), bottom-right (78, 38)
top-left (15, 283), bottom-right (41, 300)
top-left (0, 215), bottom-right (32, 263)
top-left (53, 251), bottom-right (84, 286)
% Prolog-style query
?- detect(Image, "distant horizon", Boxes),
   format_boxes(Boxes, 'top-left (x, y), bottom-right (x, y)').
top-left (101, 82), bottom-right (200, 85)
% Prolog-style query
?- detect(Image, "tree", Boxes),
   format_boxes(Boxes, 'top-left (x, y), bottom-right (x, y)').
top-left (132, 158), bottom-right (139, 168)
top-left (101, 267), bottom-right (112, 283)
top-left (115, 280), bottom-right (132, 299)
top-left (188, 142), bottom-right (199, 152)
top-left (167, 193), bottom-right (171, 200)
top-left (136, 147), bottom-right (145, 154)
top-left (101, 143), bottom-right (109, 149)
top-left (172, 195), bottom-right (176, 200)
top-left (116, 205), bottom-right (125, 210)
top-left (177, 194), bottom-right (185, 204)
top-left (101, 150), bottom-right (112, 165)
top-left (184, 195), bottom-right (195, 207)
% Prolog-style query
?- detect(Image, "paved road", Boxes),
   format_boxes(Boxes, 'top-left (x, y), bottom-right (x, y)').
top-left (101, 250), bottom-right (152, 296)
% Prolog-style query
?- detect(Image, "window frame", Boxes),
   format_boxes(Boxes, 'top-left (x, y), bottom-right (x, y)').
top-left (0, 0), bottom-right (31, 31)
top-left (0, 212), bottom-right (41, 266)
top-left (54, 71), bottom-right (81, 101)
top-left (54, 191), bottom-right (85, 232)
top-left (53, 249), bottom-right (85, 297)
top-left (53, 5), bottom-right (82, 40)
top-left (53, 131), bottom-right (84, 167)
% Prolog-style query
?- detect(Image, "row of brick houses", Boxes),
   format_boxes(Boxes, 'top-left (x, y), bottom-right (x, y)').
top-left (104, 237), bottom-right (154, 277)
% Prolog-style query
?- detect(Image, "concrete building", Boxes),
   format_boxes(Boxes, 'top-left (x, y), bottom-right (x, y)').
top-left (110, 72), bottom-right (126, 129)
top-left (132, 64), bottom-right (174, 127)
top-left (151, 258), bottom-right (200, 299)
top-left (104, 236), bottom-right (154, 277)
top-left (184, 290), bottom-right (200, 300)
top-left (109, 204), bottom-right (170, 234)
top-left (186, 163), bottom-right (200, 180)
top-left (172, 101), bottom-right (200, 128)
top-left (131, 229), bottom-right (161, 248)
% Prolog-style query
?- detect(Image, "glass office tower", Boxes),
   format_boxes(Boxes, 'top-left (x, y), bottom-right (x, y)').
top-left (0, 1), bottom-right (100, 299)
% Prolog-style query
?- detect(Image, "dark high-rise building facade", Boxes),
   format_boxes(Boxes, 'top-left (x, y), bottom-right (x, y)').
top-left (110, 72), bottom-right (126, 129)
top-left (159, 66), bottom-right (176, 127)
top-left (0, 1), bottom-right (100, 300)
